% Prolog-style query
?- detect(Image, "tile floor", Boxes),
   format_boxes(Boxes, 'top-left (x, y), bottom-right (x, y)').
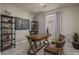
top-left (1, 41), bottom-right (79, 55)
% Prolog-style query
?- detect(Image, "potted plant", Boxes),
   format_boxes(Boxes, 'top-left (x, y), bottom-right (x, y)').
top-left (72, 32), bottom-right (79, 49)
top-left (73, 32), bottom-right (79, 42)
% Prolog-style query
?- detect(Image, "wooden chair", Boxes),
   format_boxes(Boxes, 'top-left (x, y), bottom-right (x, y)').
top-left (44, 34), bottom-right (65, 55)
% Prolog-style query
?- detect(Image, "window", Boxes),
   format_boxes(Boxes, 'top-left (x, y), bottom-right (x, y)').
top-left (46, 12), bottom-right (62, 42)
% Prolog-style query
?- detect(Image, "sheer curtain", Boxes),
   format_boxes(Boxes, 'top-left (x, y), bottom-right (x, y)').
top-left (55, 12), bottom-right (62, 39)
top-left (45, 12), bottom-right (62, 41)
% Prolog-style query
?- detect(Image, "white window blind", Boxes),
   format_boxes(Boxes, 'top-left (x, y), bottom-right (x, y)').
top-left (46, 12), bottom-right (62, 41)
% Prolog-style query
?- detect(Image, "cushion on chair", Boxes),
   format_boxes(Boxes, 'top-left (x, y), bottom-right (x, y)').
top-left (44, 44), bottom-right (58, 54)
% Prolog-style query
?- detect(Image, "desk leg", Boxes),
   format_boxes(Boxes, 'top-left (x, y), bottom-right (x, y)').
top-left (34, 41), bottom-right (37, 49)
top-left (43, 38), bottom-right (50, 45)
top-left (27, 41), bottom-right (36, 55)
top-left (46, 39), bottom-right (50, 44)
top-left (39, 40), bottom-right (41, 46)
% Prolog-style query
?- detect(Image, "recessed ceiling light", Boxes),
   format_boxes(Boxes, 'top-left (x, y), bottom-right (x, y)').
top-left (40, 3), bottom-right (47, 7)
top-left (35, 10), bottom-right (39, 12)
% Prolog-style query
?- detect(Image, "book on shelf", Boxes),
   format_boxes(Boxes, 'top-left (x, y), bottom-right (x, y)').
top-left (0, 14), bottom-right (15, 51)
top-left (2, 17), bottom-right (12, 22)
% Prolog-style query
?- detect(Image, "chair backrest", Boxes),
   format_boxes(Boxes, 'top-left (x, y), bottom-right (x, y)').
top-left (29, 31), bottom-right (33, 35)
top-left (56, 40), bottom-right (65, 48)
top-left (56, 34), bottom-right (65, 48)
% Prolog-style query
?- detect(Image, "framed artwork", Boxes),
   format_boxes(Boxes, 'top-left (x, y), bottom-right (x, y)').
top-left (21, 19), bottom-right (30, 30)
top-left (15, 17), bottom-right (30, 30)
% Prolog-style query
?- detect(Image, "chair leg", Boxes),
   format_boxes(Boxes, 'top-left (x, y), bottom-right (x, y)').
top-left (44, 50), bottom-right (45, 55)
top-left (62, 51), bottom-right (64, 55)
top-left (61, 51), bottom-right (64, 55)
top-left (58, 51), bottom-right (61, 55)
top-left (33, 52), bottom-right (36, 55)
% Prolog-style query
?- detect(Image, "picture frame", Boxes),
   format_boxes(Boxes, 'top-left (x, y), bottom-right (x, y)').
top-left (15, 17), bottom-right (30, 30)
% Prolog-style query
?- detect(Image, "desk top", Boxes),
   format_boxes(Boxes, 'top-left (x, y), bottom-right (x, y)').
top-left (27, 34), bottom-right (51, 41)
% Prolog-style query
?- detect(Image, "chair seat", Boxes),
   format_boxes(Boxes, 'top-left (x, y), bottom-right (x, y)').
top-left (44, 44), bottom-right (58, 54)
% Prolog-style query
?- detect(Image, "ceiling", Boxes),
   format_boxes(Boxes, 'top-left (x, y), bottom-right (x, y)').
top-left (4, 3), bottom-right (79, 13)
top-left (13, 3), bottom-right (79, 13)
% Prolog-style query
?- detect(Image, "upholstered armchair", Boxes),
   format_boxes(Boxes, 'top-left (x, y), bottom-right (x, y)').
top-left (44, 34), bottom-right (65, 55)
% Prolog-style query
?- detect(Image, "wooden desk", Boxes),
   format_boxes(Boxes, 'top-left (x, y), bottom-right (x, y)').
top-left (27, 34), bottom-right (51, 55)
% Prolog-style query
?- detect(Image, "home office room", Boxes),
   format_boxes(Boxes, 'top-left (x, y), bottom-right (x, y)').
top-left (0, 3), bottom-right (79, 55)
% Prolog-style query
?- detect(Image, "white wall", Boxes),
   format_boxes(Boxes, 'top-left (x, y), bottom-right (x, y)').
top-left (37, 5), bottom-right (79, 43)
top-left (62, 6), bottom-right (79, 42)
top-left (0, 4), bottom-right (1, 14)
top-left (0, 4), bottom-right (34, 54)
top-left (37, 14), bottom-right (46, 34)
